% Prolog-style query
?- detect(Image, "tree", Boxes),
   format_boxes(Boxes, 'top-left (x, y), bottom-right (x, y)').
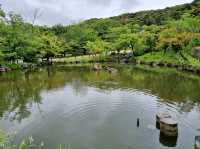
top-left (106, 26), bottom-right (131, 42)
top-left (157, 28), bottom-right (200, 53)
top-left (169, 14), bottom-right (200, 33)
top-left (58, 42), bottom-right (71, 57)
top-left (89, 19), bottom-right (120, 39)
top-left (32, 9), bottom-right (42, 25)
top-left (40, 33), bottom-right (62, 63)
top-left (86, 39), bottom-right (110, 61)
top-left (1, 12), bottom-right (24, 62)
top-left (142, 32), bottom-right (157, 53)
top-left (68, 40), bottom-right (82, 61)
top-left (0, 51), bottom-right (3, 61)
top-left (0, 31), bottom-right (6, 61)
top-left (62, 25), bottom-right (98, 56)
top-left (0, 5), bottom-right (5, 21)
top-left (119, 33), bottom-right (141, 55)
top-left (20, 33), bottom-right (42, 62)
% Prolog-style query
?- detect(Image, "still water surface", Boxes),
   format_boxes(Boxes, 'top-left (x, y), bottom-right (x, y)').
top-left (0, 65), bottom-right (200, 149)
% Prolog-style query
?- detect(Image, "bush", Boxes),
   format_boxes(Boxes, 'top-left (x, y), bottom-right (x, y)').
top-left (4, 63), bottom-right (21, 70)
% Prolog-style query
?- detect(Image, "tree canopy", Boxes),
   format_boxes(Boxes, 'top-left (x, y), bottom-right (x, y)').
top-left (0, 0), bottom-right (200, 66)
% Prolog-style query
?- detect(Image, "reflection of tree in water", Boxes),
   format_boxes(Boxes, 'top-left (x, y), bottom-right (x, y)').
top-left (177, 100), bottom-right (196, 113)
top-left (0, 68), bottom-right (68, 122)
top-left (62, 65), bottom-right (200, 107)
top-left (0, 65), bottom-right (200, 122)
top-left (0, 71), bottom-right (41, 122)
top-left (79, 65), bottom-right (200, 110)
top-left (71, 78), bottom-right (88, 97)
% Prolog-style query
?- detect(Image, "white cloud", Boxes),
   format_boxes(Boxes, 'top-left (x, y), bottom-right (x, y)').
top-left (0, 0), bottom-right (193, 26)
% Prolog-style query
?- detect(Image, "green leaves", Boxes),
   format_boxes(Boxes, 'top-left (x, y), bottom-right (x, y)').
top-left (169, 14), bottom-right (200, 33)
top-left (0, 0), bottom-right (200, 65)
top-left (86, 39), bottom-right (110, 55)
top-left (0, 9), bottom-right (5, 19)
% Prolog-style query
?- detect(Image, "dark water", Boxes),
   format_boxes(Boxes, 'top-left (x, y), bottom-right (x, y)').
top-left (0, 65), bottom-right (200, 149)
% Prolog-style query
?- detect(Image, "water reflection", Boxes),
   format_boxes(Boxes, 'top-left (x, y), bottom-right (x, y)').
top-left (0, 65), bottom-right (200, 122)
top-left (0, 64), bottom-right (199, 149)
top-left (159, 132), bottom-right (178, 147)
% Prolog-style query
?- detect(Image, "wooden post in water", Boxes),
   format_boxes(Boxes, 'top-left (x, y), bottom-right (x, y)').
top-left (156, 112), bottom-right (171, 129)
top-left (160, 118), bottom-right (178, 137)
top-left (137, 118), bottom-right (140, 128)
top-left (159, 131), bottom-right (178, 147)
top-left (195, 136), bottom-right (200, 149)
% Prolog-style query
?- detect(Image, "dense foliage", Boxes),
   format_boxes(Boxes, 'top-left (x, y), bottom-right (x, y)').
top-left (0, 0), bottom-right (200, 66)
top-left (0, 7), bottom-right (66, 64)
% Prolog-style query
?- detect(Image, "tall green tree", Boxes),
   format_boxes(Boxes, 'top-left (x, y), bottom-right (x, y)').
top-left (40, 33), bottom-right (62, 62)
top-left (86, 39), bottom-right (110, 61)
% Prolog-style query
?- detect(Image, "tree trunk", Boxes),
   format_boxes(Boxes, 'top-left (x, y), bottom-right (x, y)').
top-left (99, 54), bottom-right (101, 62)
top-left (94, 54), bottom-right (97, 62)
top-left (117, 50), bottom-right (120, 63)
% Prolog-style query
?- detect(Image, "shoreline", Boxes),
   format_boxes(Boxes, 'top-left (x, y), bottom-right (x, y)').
top-left (52, 59), bottom-right (200, 75)
top-left (1, 60), bottom-right (200, 75)
top-left (135, 60), bottom-right (200, 75)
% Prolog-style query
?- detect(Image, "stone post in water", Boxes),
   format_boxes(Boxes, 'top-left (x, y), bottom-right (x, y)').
top-left (195, 136), bottom-right (200, 149)
top-left (160, 118), bottom-right (178, 137)
top-left (156, 112), bottom-right (171, 129)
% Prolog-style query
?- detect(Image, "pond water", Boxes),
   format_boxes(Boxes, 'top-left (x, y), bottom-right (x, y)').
top-left (0, 64), bottom-right (200, 149)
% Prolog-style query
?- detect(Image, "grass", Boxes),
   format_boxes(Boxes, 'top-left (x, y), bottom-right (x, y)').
top-left (53, 54), bottom-right (106, 63)
top-left (54, 51), bottom-right (200, 69)
top-left (134, 64), bottom-right (200, 80)
top-left (136, 51), bottom-right (200, 68)
top-left (137, 51), bottom-right (179, 63)
top-left (0, 130), bottom-right (70, 149)
top-left (0, 63), bottom-right (21, 70)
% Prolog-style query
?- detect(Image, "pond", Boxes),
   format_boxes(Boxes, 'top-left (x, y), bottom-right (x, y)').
top-left (0, 64), bottom-right (200, 149)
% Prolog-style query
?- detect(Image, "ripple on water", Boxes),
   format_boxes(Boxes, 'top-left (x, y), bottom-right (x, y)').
top-left (59, 89), bottom-right (160, 123)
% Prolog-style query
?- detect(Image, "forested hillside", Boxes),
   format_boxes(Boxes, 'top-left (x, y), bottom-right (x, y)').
top-left (0, 0), bottom-right (200, 68)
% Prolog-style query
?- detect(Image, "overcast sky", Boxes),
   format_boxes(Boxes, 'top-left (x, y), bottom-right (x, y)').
top-left (0, 0), bottom-right (192, 26)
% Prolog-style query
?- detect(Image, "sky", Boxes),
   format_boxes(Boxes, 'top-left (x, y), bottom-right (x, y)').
top-left (0, 0), bottom-right (193, 26)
